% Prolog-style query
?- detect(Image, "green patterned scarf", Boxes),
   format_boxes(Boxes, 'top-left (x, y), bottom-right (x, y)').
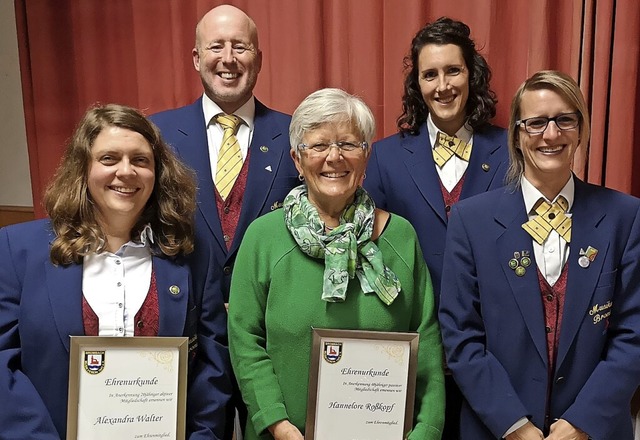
top-left (283, 185), bottom-right (400, 305)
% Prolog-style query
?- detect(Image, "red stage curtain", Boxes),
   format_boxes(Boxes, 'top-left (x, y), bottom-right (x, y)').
top-left (15, 0), bottom-right (640, 217)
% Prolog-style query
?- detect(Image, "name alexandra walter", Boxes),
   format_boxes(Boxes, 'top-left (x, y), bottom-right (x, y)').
top-left (105, 377), bottom-right (158, 386)
top-left (94, 414), bottom-right (163, 425)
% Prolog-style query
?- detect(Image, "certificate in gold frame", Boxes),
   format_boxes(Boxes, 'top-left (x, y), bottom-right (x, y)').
top-left (66, 336), bottom-right (188, 440)
top-left (306, 328), bottom-right (419, 440)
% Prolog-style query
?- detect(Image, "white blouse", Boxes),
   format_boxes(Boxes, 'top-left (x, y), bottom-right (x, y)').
top-left (82, 226), bottom-right (153, 336)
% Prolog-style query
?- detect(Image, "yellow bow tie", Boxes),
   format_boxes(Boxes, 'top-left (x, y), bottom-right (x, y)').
top-left (522, 196), bottom-right (571, 244)
top-left (432, 132), bottom-right (472, 168)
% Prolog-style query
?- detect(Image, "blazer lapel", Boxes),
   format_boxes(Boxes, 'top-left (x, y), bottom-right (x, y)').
top-left (556, 179), bottom-right (608, 368)
top-left (461, 128), bottom-right (507, 198)
top-left (46, 261), bottom-right (84, 352)
top-left (154, 257), bottom-right (190, 336)
top-left (177, 101), bottom-right (226, 252)
top-left (404, 125), bottom-right (447, 224)
top-left (232, 100), bottom-right (288, 255)
top-left (495, 189), bottom-right (548, 365)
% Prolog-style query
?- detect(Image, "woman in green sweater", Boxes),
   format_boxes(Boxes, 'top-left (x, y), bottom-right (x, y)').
top-left (228, 88), bottom-right (445, 440)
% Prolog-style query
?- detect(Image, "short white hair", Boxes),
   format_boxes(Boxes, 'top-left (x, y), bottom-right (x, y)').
top-left (289, 88), bottom-right (375, 153)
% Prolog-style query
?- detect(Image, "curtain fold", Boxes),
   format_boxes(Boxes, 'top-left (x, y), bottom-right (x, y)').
top-left (15, 0), bottom-right (640, 217)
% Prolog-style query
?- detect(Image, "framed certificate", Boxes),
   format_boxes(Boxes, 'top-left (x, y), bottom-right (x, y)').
top-left (306, 328), bottom-right (419, 440)
top-left (66, 336), bottom-right (188, 440)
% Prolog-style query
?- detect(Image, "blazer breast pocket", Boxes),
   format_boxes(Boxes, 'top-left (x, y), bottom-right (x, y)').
top-left (272, 175), bottom-right (299, 190)
top-left (596, 269), bottom-right (617, 289)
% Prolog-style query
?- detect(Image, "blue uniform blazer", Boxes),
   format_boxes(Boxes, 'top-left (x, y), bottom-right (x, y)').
top-left (151, 98), bottom-right (299, 303)
top-left (0, 220), bottom-right (231, 439)
top-left (364, 123), bottom-right (508, 298)
top-left (439, 179), bottom-right (640, 439)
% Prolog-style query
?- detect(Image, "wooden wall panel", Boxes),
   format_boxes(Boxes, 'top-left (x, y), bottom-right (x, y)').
top-left (0, 205), bottom-right (34, 228)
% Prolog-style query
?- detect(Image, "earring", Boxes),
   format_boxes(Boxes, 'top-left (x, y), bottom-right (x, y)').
top-left (298, 174), bottom-right (305, 182)
top-left (363, 173), bottom-right (367, 180)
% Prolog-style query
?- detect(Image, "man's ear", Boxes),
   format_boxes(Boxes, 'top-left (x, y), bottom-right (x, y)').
top-left (192, 47), bottom-right (201, 72)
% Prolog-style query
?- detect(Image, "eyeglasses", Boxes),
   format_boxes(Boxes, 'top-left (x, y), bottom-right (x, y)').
top-left (515, 112), bottom-right (580, 134)
top-left (297, 141), bottom-right (368, 156)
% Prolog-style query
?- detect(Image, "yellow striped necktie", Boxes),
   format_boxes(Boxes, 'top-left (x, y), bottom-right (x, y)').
top-left (215, 114), bottom-right (243, 200)
top-left (522, 196), bottom-right (571, 244)
top-left (432, 132), bottom-right (472, 168)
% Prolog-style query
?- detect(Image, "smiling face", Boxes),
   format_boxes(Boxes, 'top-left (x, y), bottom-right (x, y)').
top-left (518, 88), bottom-right (580, 194)
top-left (291, 120), bottom-right (370, 217)
top-left (193, 6), bottom-right (262, 114)
top-left (418, 43), bottom-right (469, 135)
top-left (87, 126), bottom-right (155, 234)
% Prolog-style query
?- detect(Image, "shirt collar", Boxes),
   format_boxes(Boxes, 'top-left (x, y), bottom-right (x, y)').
top-left (521, 174), bottom-right (575, 215)
top-left (202, 93), bottom-right (255, 130)
top-left (106, 224), bottom-right (154, 256)
top-left (427, 113), bottom-right (473, 149)
top-left (138, 224), bottom-right (154, 247)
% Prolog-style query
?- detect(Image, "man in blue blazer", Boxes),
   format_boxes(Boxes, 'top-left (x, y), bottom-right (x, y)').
top-left (151, 5), bottom-right (298, 438)
top-left (151, 5), bottom-right (298, 309)
top-left (440, 71), bottom-right (640, 439)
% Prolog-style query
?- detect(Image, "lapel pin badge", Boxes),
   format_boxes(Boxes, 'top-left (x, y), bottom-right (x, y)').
top-left (578, 246), bottom-right (598, 268)
top-left (169, 285), bottom-right (180, 295)
top-left (509, 250), bottom-right (531, 277)
top-left (265, 165), bottom-right (272, 172)
top-left (482, 163), bottom-right (490, 172)
top-left (260, 145), bottom-right (269, 152)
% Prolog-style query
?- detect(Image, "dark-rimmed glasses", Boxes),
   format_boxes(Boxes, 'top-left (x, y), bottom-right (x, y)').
top-left (515, 112), bottom-right (580, 134)
top-left (297, 141), bottom-right (368, 156)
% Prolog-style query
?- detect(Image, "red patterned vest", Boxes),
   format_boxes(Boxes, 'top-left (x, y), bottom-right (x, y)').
top-left (538, 265), bottom-right (569, 372)
top-left (82, 270), bottom-right (159, 336)
top-left (538, 264), bottom-right (569, 431)
top-left (216, 149), bottom-right (251, 250)
top-left (439, 174), bottom-right (466, 217)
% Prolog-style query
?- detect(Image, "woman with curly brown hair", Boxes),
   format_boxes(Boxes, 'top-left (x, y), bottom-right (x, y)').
top-left (364, 17), bottom-right (509, 439)
top-left (0, 104), bottom-right (231, 439)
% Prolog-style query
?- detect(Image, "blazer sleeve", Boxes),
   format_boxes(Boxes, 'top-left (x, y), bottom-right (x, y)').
top-left (561, 204), bottom-right (640, 439)
top-left (0, 228), bottom-right (61, 439)
top-left (405, 232), bottom-right (446, 440)
top-left (364, 142), bottom-right (388, 210)
top-left (227, 222), bottom-right (290, 435)
top-left (184, 259), bottom-right (233, 440)
top-left (438, 205), bottom-right (529, 437)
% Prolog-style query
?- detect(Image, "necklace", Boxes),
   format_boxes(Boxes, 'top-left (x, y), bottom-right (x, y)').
top-left (324, 224), bottom-right (336, 233)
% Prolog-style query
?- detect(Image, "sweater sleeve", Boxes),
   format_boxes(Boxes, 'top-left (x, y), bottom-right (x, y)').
top-left (228, 218), bottom-right (289, 435)
top-left (410, 236), bottom-right (446, 440)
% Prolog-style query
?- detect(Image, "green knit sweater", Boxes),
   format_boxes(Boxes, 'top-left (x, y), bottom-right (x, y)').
top-left (228, 210), bottom-right (445, 439)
